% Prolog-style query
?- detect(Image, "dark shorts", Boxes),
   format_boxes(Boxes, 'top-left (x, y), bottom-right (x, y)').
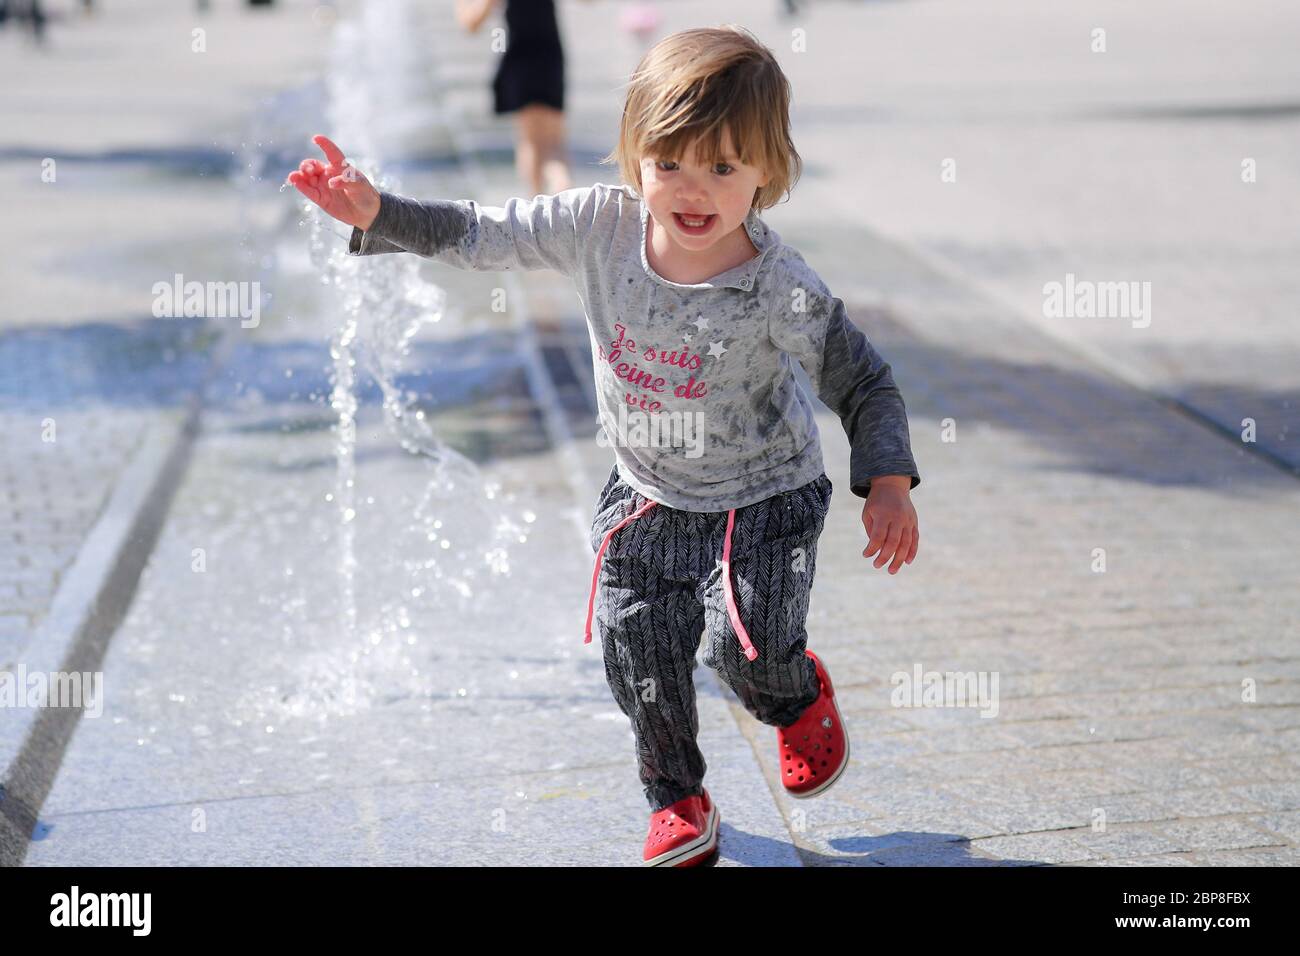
top-left (493, 53), bottom-right (564, 114)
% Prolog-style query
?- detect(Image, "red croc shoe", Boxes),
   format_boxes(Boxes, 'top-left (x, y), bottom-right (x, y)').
top-left (777, 649), bottom-right (850, 798)
top-left (642, 789), bottom-right (720, 867)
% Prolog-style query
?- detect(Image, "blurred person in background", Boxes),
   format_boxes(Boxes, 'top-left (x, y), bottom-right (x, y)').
top-left (0, 0), bottom-right (48, 43)
top-left (456, 0), bottom-right (575, 196)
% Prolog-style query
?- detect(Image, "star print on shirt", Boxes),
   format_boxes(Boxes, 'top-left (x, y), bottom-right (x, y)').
top-left (707, 341), bottom-right (727, 359)
top-left (692, 316), bottom-right (709, 334)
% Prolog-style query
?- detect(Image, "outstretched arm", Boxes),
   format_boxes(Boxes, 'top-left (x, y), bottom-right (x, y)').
top-left (347, 185), bottom-right (605, 279)
top-left (288, 133), bottom-right (603, 276)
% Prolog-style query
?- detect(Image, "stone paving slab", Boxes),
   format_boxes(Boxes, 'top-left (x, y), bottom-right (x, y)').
top-left (0, 323), bottom-right (215, 664)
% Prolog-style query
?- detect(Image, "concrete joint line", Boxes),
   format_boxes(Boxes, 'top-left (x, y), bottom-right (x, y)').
top-left (0, 323), bottom-right (232, 867)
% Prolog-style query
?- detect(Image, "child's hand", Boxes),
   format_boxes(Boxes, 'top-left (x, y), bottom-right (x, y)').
top-left (286, 134), bottom-right (381, 231)
top-left (861, 478), bottom-right (919, 574)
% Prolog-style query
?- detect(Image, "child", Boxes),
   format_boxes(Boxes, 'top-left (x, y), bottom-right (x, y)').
top-left (288, 25), bottom-right (921, 867)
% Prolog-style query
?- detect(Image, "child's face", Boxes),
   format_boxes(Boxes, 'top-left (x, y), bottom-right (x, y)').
top-left (638, 128), bottom-right (770, 257)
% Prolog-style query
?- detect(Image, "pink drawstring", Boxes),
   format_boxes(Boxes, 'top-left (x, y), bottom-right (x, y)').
top-left (585, 497), bottom-right (658, 645)
top-left (722, 508), bottom-right (759, 661)
top-left (585, 498), bottom-right (758, 662)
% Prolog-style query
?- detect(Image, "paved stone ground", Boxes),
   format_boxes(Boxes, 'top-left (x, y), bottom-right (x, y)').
top-left (773, 0), bottom-right (1300, 475)
top-left (8, 0), bottom-right (1300, 866)
top-left (0, 1), bottom-right (330, 662)
top-left (0, 328), bottom-right (213, 667)
top-left (432, 0), bottom-right (1300, 864)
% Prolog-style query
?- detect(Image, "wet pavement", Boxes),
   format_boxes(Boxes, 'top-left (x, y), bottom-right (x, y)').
top-left (5, 0), bottom-right (1300, 867)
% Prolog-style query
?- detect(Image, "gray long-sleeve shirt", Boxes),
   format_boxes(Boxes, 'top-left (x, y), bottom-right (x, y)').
top-left (347, 182), bottom-right (921, 512)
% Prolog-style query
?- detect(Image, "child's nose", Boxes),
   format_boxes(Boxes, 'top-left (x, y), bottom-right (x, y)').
top-left (676, 177), bottom-right (708, 202)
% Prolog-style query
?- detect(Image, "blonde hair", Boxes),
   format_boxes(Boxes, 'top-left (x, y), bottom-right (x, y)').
top-left (599, 25), bottom-right (802, 212)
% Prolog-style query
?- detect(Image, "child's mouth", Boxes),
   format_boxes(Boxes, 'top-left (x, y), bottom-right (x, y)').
top-left (673, 212), bottom-right (716, 234)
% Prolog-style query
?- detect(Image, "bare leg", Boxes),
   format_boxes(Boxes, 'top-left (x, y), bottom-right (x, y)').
top-left (516, 104), bottom-right (571, 195)
top-left (513, 112), bottom-right (541, 196)
top-left (537, 106), bottom-right (572, 193)
top-left (514, 106), bottom-right (546, 196)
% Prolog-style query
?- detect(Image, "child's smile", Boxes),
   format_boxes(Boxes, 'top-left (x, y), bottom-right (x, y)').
top-left (671, 211), bottom-right (717, 235)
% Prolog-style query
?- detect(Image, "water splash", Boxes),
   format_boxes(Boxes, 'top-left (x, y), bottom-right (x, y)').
top-left (330, 309), bottom-right (360, 639)
top-left (226, 0), bottom-right (534, 722)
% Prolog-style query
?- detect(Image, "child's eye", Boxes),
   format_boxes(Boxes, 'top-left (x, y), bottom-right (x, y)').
top-left (654, 160), bottom-right (733, 175)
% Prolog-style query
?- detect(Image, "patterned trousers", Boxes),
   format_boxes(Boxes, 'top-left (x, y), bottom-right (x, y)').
top-left (587, 464), bottom-right (833, 811)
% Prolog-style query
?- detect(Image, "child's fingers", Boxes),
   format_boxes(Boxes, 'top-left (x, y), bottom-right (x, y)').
top-left (871, 533), bottom-right (901, 571)
top-left (313, 134), bottom-right (347, 169)
top-left (286, 171), bottom-right (323, 204)
top-left (879, 524), bottom-right (905, 570)
top-left (863, 520), bottom-right (901, 566)
top-left (861, 513), bottom-right (882, 556)
top-left (887, 534), bottom-right (908, 572)
top-left (328, 171), bottom-right (368, 192)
